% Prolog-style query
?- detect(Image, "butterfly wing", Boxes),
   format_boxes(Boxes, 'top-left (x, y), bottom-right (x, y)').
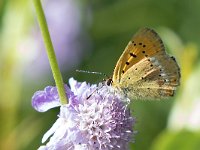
top-left (112, 28), bottom-right (180, 99)
top-left (112, 28), bottom-right (165, 84)
top-left (119, 52), bottom-right (180, 99)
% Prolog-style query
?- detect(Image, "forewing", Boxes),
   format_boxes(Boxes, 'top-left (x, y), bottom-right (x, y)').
top-left (112, 28), bottom-right (165, 84)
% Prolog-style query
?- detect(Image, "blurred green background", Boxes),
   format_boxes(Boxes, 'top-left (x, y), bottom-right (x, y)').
top-left (0, 0), bottom-right (200, 150)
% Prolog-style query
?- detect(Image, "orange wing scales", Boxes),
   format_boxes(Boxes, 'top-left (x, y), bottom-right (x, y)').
top-left (118, 53), bottom-right (180, 99)
top-left (112, 27), bottom-right (180, 100)
top-left (113, 28), bottom-right (165, 84)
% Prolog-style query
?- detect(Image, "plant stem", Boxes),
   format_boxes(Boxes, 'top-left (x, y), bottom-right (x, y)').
top-left (33, 0), bottom-right (68, 104)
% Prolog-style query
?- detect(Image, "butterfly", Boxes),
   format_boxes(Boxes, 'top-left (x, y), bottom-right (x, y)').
top-left (107, 27), bottom-right (180, 100)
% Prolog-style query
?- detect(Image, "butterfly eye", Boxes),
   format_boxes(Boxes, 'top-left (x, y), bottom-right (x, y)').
top-left (106, 78), bottom-right (113, 86)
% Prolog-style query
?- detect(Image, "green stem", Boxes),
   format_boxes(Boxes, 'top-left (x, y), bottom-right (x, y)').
top-left (33, 0), bottom-right (68, 104)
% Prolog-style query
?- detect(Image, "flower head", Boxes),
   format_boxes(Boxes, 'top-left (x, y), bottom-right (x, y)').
top-left (32, 78), bottom-right (136, 150)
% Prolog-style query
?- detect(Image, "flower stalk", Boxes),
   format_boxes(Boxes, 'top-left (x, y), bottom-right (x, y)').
top-left (33, 0), bottom-right (68, 104)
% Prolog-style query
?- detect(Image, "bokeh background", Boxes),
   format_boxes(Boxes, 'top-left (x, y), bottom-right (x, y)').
top-left (0, 0), bottom-right (200, 149)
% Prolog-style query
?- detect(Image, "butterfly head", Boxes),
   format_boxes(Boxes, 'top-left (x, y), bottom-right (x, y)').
top-left (105, 78), bottom-right (113, 86)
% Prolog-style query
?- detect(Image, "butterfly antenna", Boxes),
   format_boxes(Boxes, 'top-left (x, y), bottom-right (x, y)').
top-left (76, 69), bottom-right (109, 78)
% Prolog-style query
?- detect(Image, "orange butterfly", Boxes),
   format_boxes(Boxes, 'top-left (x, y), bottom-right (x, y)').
top-left (108, 28), bottom-right (180, 100)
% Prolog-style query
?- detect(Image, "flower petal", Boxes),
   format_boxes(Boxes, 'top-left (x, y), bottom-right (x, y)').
top-left (38, 146), bottom-right (47, 150)
top-left (42, 118), bottom-right (65, 143)
top-left (69, 77), bottom-right (87, 96)
top-left (32, 86), bottom-right (61, 112)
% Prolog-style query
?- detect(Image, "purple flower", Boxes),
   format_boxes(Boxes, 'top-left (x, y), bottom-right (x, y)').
top-left (32, 78), bottom-right (136, 150)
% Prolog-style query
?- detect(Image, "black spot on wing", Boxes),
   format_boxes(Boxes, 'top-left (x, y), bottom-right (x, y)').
top-left (130, 53), bottom-right (137, 58)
